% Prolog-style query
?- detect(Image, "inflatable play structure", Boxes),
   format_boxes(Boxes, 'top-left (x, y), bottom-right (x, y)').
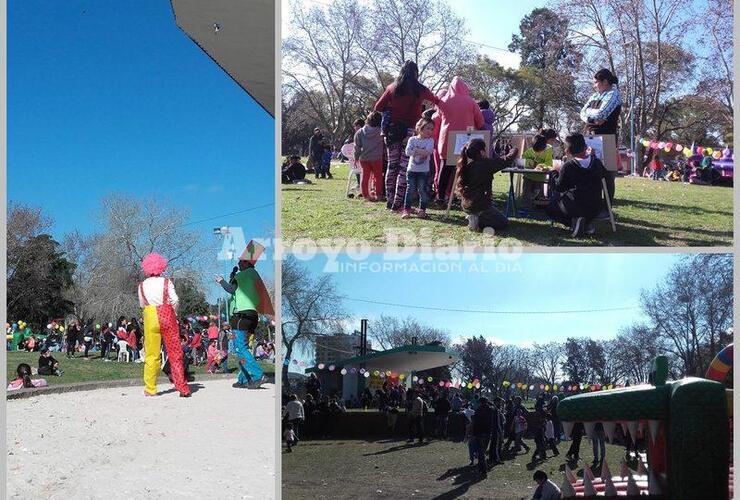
top-left (688, 146), bottom-right (733, 185)
top-left (557, 350), bottom-right (733, 499)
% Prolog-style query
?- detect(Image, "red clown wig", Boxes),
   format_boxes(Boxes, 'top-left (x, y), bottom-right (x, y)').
top-left (141, 253), bottom-right (168, 277)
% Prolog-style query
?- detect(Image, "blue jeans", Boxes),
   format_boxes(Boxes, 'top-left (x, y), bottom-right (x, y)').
top-left (592, 430), bottom-right (606, 462)
top-left (404, 171), bottom-right (429, 210)
top-left (234, 329), bottom-right (263, 384)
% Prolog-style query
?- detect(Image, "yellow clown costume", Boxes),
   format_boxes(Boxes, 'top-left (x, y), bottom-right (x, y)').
top-left (139, 253), bottom-right (190, 397)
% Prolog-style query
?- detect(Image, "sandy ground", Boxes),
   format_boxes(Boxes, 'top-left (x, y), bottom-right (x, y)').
top-left (7, 379), bottom-right (275, 499)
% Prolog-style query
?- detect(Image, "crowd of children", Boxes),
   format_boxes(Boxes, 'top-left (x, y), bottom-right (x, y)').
top-left (6, 316), bottom-right (275, 391)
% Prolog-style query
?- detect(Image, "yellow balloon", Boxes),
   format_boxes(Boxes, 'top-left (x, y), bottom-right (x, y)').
top-left (664, 146), bottom-right (671, 152)
top-left (467, 383), bottom-right (473, 389)
top-left (713, 151), bottom-right (722, 159)
top-left (706, 147), bottom-right (714, 155)
top-left (553, 384), bottom-right (558, 391)
top-left (683, 148), bottom-right (692, 157)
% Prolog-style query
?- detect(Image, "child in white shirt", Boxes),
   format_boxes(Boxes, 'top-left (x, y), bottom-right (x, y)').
top-left (402, 118), bottom-right (435, 218)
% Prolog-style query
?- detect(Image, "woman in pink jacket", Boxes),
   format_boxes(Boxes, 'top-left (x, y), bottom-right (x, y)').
top-left (434, 76), bottom-right (485, 203)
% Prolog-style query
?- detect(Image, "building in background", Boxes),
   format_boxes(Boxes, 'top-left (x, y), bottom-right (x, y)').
top-left (315, 332), bottom-right (371, 366)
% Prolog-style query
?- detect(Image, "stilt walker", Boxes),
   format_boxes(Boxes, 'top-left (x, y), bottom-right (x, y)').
top-left (139, 253), bottom-right (191, 397)
top-left (216, 240), bottom-right (274, 388)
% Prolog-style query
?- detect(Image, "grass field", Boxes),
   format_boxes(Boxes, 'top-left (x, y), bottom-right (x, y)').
top-left (282, 162), bottom-right (733, 247)
top-left (282, 437), bottom-right (627, 499)
top-left (6, 351), bottom-right (274, 386)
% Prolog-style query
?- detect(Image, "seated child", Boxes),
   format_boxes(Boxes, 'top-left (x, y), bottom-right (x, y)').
top-left (206, 340), bottom-right (228, 374)
top-left (7, 363), bottom-right (48, 390)
top-left (456, 139), bottom-right (519, 232)
top-left (284, 423), bottom-right (297, 452)
top-left (282, 155), bottom-right (307, 184)
top-left (38, 348), bottom-right (63, 376)
top-left (545, 132), bottom-right (606, 237)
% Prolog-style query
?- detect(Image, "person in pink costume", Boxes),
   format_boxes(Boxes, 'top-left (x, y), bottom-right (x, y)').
top-left (435, 76), bottom-right (486, 203)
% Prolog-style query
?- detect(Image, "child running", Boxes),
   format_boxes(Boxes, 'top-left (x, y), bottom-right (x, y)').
top-left (402, 117), bottom-right (435, 218)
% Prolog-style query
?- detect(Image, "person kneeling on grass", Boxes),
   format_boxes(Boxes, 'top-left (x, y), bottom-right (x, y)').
top-left (545, 132), bottom-right (606, 237)
top-left (282, 155), bottom-right (307, 184)
top-left (455, 138), bottom-right (519, 233)
top-left (38, 348), bottom-right (63, 376)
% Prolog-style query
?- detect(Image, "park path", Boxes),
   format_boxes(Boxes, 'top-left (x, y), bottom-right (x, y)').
top-left (7, 379), bottom-right (275, 499)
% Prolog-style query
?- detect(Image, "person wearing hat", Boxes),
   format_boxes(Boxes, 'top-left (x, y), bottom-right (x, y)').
top-left (138, 252), bottom-right (190, 397)
top-left (215, 241), bottom-right (274, 388)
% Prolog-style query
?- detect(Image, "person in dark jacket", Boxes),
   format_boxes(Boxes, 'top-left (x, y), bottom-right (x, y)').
top-left (565, 422), bottom-right (584, 461)
top-left (433, 393), bottom-right (452, 439)
top-left (309, 128), bottom-right (330, 179)
top-left (282, 155), bottom-right (306, 184)
top-left (487, 397), bottom-right (505, 464)
top-left (546, 132), bottom-right (607, 237)
top-left (472, 397), bottom-right (495, 477)
top-left (455, 139), bottom-right (518, 233)
top-left (38, 348), bottom-right (63, 376)
top-left (66, 320), bottom-right (81, 358)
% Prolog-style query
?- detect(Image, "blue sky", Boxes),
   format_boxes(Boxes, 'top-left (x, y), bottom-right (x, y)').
top-left (298, 252), bottom-right (684, 347)
top-left (9, 0), bottom-right (275, 286)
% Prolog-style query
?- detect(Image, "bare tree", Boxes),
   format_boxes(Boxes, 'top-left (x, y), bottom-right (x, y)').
top-left (64, 195), bottom-right (213, 323)
top-left (281, 256), bottom-right (348, 388)
top-left (640, 254), bottom-right (733, 376)
top-left (368, 314), bottom-right (450, 351)
top-left (531, 342), bottom-right (564, 385)
top-left (7, 203), bottom-right (52, 283)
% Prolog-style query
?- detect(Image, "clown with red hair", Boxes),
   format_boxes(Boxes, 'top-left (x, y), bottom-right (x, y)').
top-left (138, 252), bottom-right (191, 397)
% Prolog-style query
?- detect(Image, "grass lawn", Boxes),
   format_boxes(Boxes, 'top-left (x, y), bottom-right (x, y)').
top-left (282, 162), bottom-right (733, 247)
top-left (6, 351), bottom-right (274, 386)
top-left (282, 437), bottom-right (627, 500)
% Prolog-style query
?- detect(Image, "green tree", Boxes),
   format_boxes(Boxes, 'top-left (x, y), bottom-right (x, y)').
top-left (7, 234), bottom-right (75, 326)
top-left (175, 277), bottom-right (210, 318)
top-left (561, 337), bottom-right (588, 383)
top-left (456, 335), bottom-right (495, 389)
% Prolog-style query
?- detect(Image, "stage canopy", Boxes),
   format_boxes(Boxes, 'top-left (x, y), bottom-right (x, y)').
top-left (308, 344), bottom-right (459, 374)
top-left (171, 0), bottom-right (274, 116)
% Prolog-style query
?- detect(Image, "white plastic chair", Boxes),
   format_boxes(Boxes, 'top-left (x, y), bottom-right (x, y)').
top-left (116, 340), bottom-right (130, 362)
top-left (341, 143), bottom-right (362, 196)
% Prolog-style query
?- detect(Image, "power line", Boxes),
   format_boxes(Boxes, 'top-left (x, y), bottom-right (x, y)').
top-left (177, 203), bottom-right (275, 228)
top-left (345, 298), bottom-right (637, 315)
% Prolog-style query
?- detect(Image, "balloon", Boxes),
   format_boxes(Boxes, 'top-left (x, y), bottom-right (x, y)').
top-left (665, 142), bottom-right (673, 150)
top-left (697, 147), bottom-right (704, 154)
top-left (676, 144), bottom-right (683, 152)
top-left (379, 372), bottom-right (385, 378)
top-left (318, 363), bottom-right (325, 370)
top-left (445, 381), bottom-right (452, 388)
top-left (553, 384), bottom-right (558, 391)
top-left (706, 147), bottom-right (714, 155)
top-left (503, 380), bottom-right (510, 386)
top-left (539, 384), bottom-right (544, 390)
top-left (650, 141), bottom-right (658, 149)
top-left (399, 374), bottom-right (405, 380)
top-left (359, 368), bottom-right (365, 374)
top-left (418, 378), bottom-right (424, 384)
top-left (713, 151), bottom-right (722, 159)
top-left (658, 142), bottom-right (665, 149)
top-left (46, 324), bottom-right (52, 329)
top-left (386, 370), bottom-right (391, 377)
top-left (545, 384), bottom-right (550, 391)
top-left (664, 146), bottom-right (671, 152)
top-left (340, 368), bottom-right (347, 375)
top-left (60, 327), bottom-right (65, 332)
top-left (364, 372), bottom-right (370, 378)
top-left (438, 381), bottom-right (445, 387)
top-left (467, 383), bottom-right (473, 389)
top-left (474, 382), bottom-right (481, 389)
top-left (683, 148), bottom-right (692, 157)
top-left (412, 376), bottom-right (418, 382)
top-left (292, 359), bottom-right (298, 365)
top-left (427, 376), bottom-right (433, 382)
top-left (373, 370), bottom-right (379, 376)
top-left (529, 385), bottom-right (534, 391)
